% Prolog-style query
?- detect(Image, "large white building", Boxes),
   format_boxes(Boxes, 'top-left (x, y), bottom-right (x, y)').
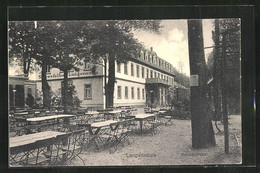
top-left (32, 47), bottom-right (178, 109)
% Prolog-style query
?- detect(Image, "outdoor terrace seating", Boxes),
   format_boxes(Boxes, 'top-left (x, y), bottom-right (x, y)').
top-left (9, 106), bottom-right (177, 166)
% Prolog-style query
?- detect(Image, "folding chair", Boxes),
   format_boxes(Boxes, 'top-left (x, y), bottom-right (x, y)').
top-left (65, 129), bottom-right (86, 165)
top-left (143, 116), bottom-right (162, 135)
top-left (21, 138), bottom-right (54, 166)
top-left (49, 133), bottom-right (72, 165)
top-left (109, 118), bottom-right (135, 153)
top-left (10, 143), bottom-right (32, 167)
top-left (9, 126), bottom-right (26, 137)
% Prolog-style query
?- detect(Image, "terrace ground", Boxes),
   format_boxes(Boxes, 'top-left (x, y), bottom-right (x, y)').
top-left (72, 114), bottom-right (241, 166)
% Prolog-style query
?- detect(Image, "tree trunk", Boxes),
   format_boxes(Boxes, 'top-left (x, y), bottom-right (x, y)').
top-left (62, 69), bottom-right (69, 113)
top-left (104, 57), bottom-right (108, 109)
top-left (41, 62), bottom-right (51, 109)
top-left (187, 19), bottom-right (216, 148)
top-left (107, 54), bottom-right (115, 108)
top-left (221, 33), bottom-right (229, 154)
top-left (213, 19), bottom-right (222, 120)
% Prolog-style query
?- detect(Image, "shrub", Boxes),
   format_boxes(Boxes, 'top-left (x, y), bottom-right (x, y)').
top-left (167, 98), bottom-right (191, 120)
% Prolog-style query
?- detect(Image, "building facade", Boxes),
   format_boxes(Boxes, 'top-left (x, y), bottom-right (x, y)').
top-left (33, 47), bottom-right (178, 109)
top-left (9, 75), bottom-right (37, 109)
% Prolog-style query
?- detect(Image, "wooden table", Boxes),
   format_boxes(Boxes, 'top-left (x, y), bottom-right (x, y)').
top-left (10, 131), bottom-right (69, 165)
top-left (90, 120), bottom-right (118, 135)
top-left (26, 114), bottom-right (75, 124)
top-left (134, 114), bottom-right (156, 135)
top-left (83, 120), bottom-right (118, 151)
top-left (159, 110), bottom-right (167, 114)
top-left (14, 112), bottom-right (29, 116)
top-left (10, 131), bottom-right (67, 148)
top-left (104, 110), bottom-right (122, 120)
top-left (85, 111), bottom-right (100, 116)
top-left (25, 115), bottom-right (75, 133)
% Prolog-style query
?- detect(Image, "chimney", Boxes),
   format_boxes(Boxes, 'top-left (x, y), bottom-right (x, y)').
top-left (150, 47), bottom-right (153, 52)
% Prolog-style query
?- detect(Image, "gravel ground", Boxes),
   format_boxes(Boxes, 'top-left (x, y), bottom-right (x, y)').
top-left (71, 114), bottom-right (241, 166)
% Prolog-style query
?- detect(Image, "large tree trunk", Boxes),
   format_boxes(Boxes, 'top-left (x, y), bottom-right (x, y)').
top-left (213, 19), bottom-right (222, 120)
top-left (41, 62), bottom-right (51, 109)
top-left (62, 69), bottom-right (69, 113)
top-left (107, 54), bottom-right (115, 108)
top-left (187, 19), bottom-right (216, 148)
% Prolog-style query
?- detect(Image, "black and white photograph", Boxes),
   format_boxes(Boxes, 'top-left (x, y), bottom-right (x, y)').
top-left (8, 18), bottom-right (242, 166)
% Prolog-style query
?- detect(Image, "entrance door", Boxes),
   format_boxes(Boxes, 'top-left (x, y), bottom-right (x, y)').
top-left (15, 85), bottom-right (25, 108)
top-left (9, 85), bottom-right (14, 108)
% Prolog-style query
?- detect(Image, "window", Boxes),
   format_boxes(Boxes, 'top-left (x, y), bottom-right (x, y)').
top-left (141, 67), bottom-right (144, 78)
top-left (124, 62), bottom-right (128, 75)
top-left (125, 86), bottom-right (128, 99)
top-left (154, 72), bottom-right (157, 78)
top-left (84, 62), bottom-right (92, 71)
top-left (151, 55), bottom-right (154, 63)
top-left (161, 74), bottom-right (163, 79)
top-left (142, 88), bottom-right (145, 100)
top-left (27, 87), bottom-right (32, 95)
top-left (161, 88), bottom-right (164, 103)
top-left (117, 86), bottom-right (121, 99)
top-left (137, 88), bottom-right (140, 99)
top-left (150, 70), bottom-right (153, 78)
top-left (117, 61), bottom-right (121, 73)
top-left (131, 63), bottom-right (134, 76)
top-left (131, 87), bottom-right (134, 99)
top-left (47, 65), bottom-right (51, 73)
top-left (146, 69), bottom-right (149, 78)
top-left (84, 84), bottom-right (92, 100)
top-left (136, 65), bottom-right (140, 78)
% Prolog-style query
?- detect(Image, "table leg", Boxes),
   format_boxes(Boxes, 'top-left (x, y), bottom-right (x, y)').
top-left (140, 120), bottom-right (143, 135)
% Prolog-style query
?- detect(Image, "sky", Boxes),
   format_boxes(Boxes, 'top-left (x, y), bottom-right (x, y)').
top-left (133, 19), bottom-right (214, 75)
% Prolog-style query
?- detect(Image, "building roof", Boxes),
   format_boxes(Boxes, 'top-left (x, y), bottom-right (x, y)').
top-left (129, 47), bottom-right (176, 77)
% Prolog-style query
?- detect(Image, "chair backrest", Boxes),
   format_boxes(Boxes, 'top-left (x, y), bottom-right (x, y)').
top-left (55, 133), bottom-right (72, 144)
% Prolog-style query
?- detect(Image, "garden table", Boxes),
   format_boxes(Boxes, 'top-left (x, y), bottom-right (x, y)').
top-left (14, 112), bottom-right (29, 116)
top-left (134, 114), bottom-right (157, 135)
top-left (85, 111), bottom-right (100, 116)
top-left (10, 131), bottom-right (67, 148)
top-left (104, 110), bottom-right (122, 120)
top-left (26, 114), bottom-right (75, 124)
top-left (10, 131), bottom-right (68, 164)
top-left (25, 114), bottom-right (75, 133)
top-left (82, 120), bottom-right (118, 151)
top-left (90, 120), bottom-right (118, 135)
top-left (74, 111), bottom-right (101, 124)
top-left (159, 110), bottom-right (167, 114)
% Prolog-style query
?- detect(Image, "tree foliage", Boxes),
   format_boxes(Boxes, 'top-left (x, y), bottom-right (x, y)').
top-left (209, 19), bottom-right (241, 114)
top-left (87, 20), bottom-right (162, 107)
